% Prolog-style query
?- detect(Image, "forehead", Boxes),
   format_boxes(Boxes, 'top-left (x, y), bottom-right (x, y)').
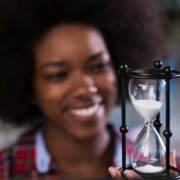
top-left (34, 24), bottom-right (108, 64)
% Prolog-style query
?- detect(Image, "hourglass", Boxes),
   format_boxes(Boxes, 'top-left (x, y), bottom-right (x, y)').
top-left (129, 79), bottom-right (166, 176)
top-left (118, 60), bottom-right (180, 179)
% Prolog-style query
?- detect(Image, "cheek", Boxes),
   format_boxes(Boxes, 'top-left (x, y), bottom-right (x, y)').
top-left (96, 70), bottom-right (118, 103)
top-left (33, 78), bottom-right (68, 107)
top-left (33, 82), bottom-right (69, 120)
top-left (107, 72), bottom-right (118, 103)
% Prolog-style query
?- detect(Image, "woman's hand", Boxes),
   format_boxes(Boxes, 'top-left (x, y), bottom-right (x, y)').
top-left (109, 167), bottom-right (142, 179)
top-left (109, 151), bottom-right (177, 179)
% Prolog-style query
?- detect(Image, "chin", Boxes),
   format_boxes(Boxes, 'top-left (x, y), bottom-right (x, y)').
top-left (73, 123), bottom-right (106, 141)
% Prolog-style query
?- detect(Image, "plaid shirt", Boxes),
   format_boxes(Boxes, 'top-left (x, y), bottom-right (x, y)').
top-left (0, 124), bottom-right (132, 179)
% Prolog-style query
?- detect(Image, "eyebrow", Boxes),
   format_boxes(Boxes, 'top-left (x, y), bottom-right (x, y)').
top-left (40, 51), bottom-right (108, 69)
top-left (40, 60), bottom-right (66, 69)
top-left (88, 51), bottom-right (108, 61)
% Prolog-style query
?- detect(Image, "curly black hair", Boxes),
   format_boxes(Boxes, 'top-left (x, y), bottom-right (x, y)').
top-left (0, 0), bottom-right (169, 125)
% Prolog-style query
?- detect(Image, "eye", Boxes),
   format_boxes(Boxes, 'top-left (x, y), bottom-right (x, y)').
top-left (45, 72), bottom-right (68, 82)
top-left (90, 62), bottom-right (111, 72)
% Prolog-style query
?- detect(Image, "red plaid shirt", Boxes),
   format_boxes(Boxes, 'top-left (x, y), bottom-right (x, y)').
top-left (0, 124), bottom-right (132, 179)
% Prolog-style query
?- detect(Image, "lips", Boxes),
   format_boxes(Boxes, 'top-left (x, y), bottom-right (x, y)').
top-left (69, 104), bottom-right (100, 117)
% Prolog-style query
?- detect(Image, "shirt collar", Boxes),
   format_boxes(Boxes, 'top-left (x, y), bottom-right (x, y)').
top-left (35, 128), bottom-right (51, 173)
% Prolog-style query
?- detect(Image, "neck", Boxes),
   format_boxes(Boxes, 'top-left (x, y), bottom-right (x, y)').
top-left (43, 121), bottom-right (113, 177)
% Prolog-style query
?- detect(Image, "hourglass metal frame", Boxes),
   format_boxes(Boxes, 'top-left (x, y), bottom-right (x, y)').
top-left (118, 60), bottom-right (180, 180)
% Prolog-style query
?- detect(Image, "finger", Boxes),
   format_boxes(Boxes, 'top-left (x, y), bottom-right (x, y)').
top-left (170, 150), bottom-right (177, 168)
top-left (109, 167), bottom-right (122, 179)
top-left (124, 170), bottom-right (143, 180)
top-left (170, 150), bottom-right (178, 177)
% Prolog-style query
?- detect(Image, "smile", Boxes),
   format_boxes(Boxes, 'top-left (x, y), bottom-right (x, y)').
top-left (70, 104), bottom-right (99, 117)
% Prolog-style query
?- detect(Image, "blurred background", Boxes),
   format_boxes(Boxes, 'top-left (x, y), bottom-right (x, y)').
top-left (0, 0), bottom-right (180, 156)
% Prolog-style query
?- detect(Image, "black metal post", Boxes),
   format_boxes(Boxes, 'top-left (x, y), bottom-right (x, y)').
top-left (153, 60), bottom-right (163, 133)
top-left (163, 79), bottom-right (172, 178)
top-left (154, 80), bottom-right (162, 133)
top-left (154, 80), bottom-right (161, 166)
top-left (120, 76), bottom-right (128, 171)
top-left (154, 113), bottom-right (160, 133)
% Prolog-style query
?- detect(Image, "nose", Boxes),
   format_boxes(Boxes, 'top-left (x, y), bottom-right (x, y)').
top-left (71, 72), bottom-right (98, 98)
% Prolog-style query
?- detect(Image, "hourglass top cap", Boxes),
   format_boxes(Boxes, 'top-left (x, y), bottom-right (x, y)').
top-left (118, 60), bottom-right (180, 79)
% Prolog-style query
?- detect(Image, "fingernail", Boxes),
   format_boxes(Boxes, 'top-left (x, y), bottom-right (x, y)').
top-left (171, 149), bottom-right (176, 158)
top-left (109, 167), bottom-right (116, 177)
top-left (173, 149), bottom-right (176, 156)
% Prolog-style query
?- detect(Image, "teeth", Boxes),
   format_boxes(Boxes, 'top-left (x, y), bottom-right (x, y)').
top-left (70, 104), bottom-right (99, 117)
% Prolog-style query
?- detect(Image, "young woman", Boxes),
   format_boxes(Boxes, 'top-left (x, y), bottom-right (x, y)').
top-left (0, 0), bottom-right (174, 179)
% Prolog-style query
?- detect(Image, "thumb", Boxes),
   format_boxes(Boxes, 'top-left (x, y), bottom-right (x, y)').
top-left (109, 167), bottom-right (122, 179)
top-left (170, 150), bottom-right (178, 177)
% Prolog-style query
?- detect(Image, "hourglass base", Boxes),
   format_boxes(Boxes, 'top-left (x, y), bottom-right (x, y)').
top-left (120, 165), bottom-right (180, 180)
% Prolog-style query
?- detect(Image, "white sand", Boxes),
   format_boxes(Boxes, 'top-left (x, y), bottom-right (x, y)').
top-left (132, 100), bottom-right (162, 122)
top-left (136, 164), bottom-right (164, 173)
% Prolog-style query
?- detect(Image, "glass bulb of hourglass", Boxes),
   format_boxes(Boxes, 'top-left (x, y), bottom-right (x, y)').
top-left (128, 78), bottom-right (166, 175)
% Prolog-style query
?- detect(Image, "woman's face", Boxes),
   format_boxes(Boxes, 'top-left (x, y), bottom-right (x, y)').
top-left (33, 24), bottom-right (118, 139)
